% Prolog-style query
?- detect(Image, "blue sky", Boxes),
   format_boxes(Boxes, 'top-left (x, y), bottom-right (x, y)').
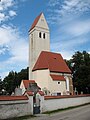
top-left (0, 0), bottom-right (90, 79)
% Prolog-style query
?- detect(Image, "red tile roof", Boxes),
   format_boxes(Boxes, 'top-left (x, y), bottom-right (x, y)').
top-left (38, 91), bottom-right (44, 96)
top-left (23, 80), bottom-right (35, 89)
top-left (25, 90), bottom-right (44, 96)
top-left (0, 96), bottom-right (28, 101)
top-left (25, 91), bottom-right (34, 96)
top-left (44, 94), bottom-right (90, 100)
top-left (32, 51), bottom-right (71, 74)
top-left (22, 80), bottom-right (41, 89)
top-left (50, 74), bottom-right (66, 81)
top-left (29, 13), bottom-right (42, 31)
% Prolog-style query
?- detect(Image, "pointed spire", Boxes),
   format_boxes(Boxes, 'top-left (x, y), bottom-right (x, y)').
top-left (29, 13), bottom-right (43, 32)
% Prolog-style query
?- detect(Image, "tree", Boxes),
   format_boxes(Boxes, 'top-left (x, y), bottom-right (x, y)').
top-left (3, 71), bottom-right (17, 95)
top-left (67, 51), bottom-right (90, 94)
top-left (2, 67), bottom-right (29, 95)
top-left (16, 67), bottom-right (29, 87)
top-left (0, 77), bottom-right (3, 95)
top-left (16, 67), bottom-right (29, 86)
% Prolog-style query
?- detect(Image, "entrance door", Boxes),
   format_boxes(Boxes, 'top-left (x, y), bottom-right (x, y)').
top-left (33, 95), bottom-right (40, 114)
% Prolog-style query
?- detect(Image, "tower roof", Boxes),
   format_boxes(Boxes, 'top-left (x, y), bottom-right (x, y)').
top-left (32, 51), bottom-right (72, 74)
top-left (29, 13), bottom-right (49, 32)
top-left (29, 13), bottom-right (42, 31)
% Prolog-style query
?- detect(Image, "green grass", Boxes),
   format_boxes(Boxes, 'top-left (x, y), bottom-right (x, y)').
top-left (43, 102), bottom-right (90, 114)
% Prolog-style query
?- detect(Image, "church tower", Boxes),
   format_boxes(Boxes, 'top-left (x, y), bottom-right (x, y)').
top-left (29, 13), bottom-right (50, 79)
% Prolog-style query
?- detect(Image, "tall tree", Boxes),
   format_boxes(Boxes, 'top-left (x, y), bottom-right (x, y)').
top-left (0, 77), bottom-right (3, 95)
top-left (2, 67), bottom-right (29, 95)
top-left (16, 67), bottom-right (29, 85)
top-left (3, 71), bottom-right (17, 95)
top-left (67, 51), bottom-right (90, 94)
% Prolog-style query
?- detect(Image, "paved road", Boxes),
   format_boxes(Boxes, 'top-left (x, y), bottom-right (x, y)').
top-left (26, 105), bottom-right (90, 120)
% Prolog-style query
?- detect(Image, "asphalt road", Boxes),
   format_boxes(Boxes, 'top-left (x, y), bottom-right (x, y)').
top-left (26, 104), bottom-right (90, 120)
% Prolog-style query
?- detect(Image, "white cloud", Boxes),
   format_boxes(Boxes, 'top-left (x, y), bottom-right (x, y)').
top-left (51, 41), bottom-right (73, 60)
top-left (0, 0), bottom-right (28, 23)
top-left (0, 71), bottom-right (9, 80)
top-left (0, 0), bottom-right (16, 23)
top-left (0, 0), bottom-right (14, 10)
top-left (51, 35), bottom-right (89, 60)
top-left (60, 51), bottom-right (73, 60)
top-left (9, 10), bottom-right (17, 17)
top-left (59, 19), bottom-right (90, 38)
top-left (0, 13), bottom-right (5, 21)
top-left (47, 0), bottom-right (90, 24)
top-left (51, 37), bottom-right (88, 53)
top-left (0, 0), bottom-right (30, 79)
top-left (48, 1), bottom-right (90, 59)
top-left (0, 24), bottom-right (28, 62)
top-left (0, 25), bottom-right (15, 45)
top-left (0, 45), bottom-right (9, 55)
top-left (66, 20), bottom-right (90, 36)
top-left (0, 47), bottom-right (5, 54)
top-left (48, 0), bottom-right (59, 7)
top-left (0, 25), bottom-right (28, 79)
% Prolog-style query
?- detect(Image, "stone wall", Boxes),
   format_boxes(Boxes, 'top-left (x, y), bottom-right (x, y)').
top-left (42, 95), bottom-right (90, 112)
top-left (0, 96), bottom-right (33, 120)
top-left (0, 94), bottom-right (90, 119)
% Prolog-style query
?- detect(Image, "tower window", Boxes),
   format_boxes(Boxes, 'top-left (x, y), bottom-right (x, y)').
top-left (39, 32), bottom-right (41, 38)
top-left (43, 33), bottom-right (45, 39)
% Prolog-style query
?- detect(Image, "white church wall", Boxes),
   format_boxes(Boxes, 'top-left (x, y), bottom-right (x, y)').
top-left (64, 75), bottom-right (73, 95)
top-left (33, 69), bottom-right (50, 92)
top-left (48, 76), bottom-right (67, 95)
top-left (33, 70), bottom-right (67, 95)
top-left (64, 76), bottom-right (70, 91)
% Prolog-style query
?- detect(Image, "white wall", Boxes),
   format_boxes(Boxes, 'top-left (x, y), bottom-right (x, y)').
top-left (33, 70), bottom-right (67, 95)
top-left (20, 80), bottom-right (26, 95)
top-left (49, 76), bottom-right (66, 95)
top-left (0, 96), bottom-right (33, 119)
top-left (33, 69), bottom-right (50, 91)
top-left (0, 94), bottom-right (90, 119)
top-left (42, 95), bottom-right (90, 112)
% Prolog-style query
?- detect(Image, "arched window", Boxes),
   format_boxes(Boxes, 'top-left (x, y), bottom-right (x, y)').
top-left (43, 33), bottom-right (45, 39)
top-left (39, 32), bottom-right (41, 38)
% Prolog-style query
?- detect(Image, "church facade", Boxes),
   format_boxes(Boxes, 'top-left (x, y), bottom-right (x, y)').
top-left (28, 13), bottom-right (73, 95)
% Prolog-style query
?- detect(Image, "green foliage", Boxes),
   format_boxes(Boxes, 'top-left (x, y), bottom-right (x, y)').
top-left (66, 51), bottom-right (90, 94)
top-left (2, 67), bottom-right (29, 95)
top-left (0, 77), bottom-right (3, 95)
top-left (0, 77), bottom-right (2, 91)
top-left (3, 71), bottom-right (17, 95)
top-left (16, 67), bottom-right (29, 86)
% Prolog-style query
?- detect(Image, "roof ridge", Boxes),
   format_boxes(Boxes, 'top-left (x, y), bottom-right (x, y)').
top-left (42, 51), bottom-right (61, 55)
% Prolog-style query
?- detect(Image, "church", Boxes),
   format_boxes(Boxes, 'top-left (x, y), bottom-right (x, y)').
top-left (20, 13), bottom-right (73, 95)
